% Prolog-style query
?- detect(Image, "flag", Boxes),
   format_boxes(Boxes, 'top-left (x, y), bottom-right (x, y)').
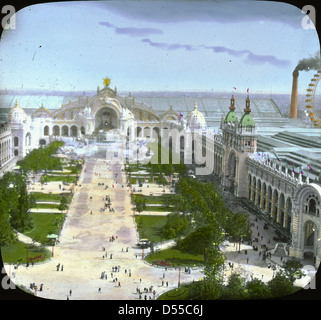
top-left (275, 156), bottom-right (280, 161)
top-left (258, 152), bottom-right (261, 156)
top-left (308, 164), bottom-right (313, 171)
top-left (179, 112), bottom-right (183, 120)
top-left (247, 88), bottom-right (249, 93)
top-left (233, 87), bottom-right (237, 90)
top-left (292, 167), bottom-right (295, 173)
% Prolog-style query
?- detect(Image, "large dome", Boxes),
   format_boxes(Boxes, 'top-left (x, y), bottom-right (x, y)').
top-left (187, 102), bottom-right (206, 130)
top-left (8, 101), bottom-right (28, 123)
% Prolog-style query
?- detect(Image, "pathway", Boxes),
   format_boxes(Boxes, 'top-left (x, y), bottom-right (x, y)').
top-left (4, 156), bottom-right (202, 300)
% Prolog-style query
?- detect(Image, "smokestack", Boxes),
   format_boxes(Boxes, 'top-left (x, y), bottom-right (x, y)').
top-left (290, 70), bottom-right (299, 119)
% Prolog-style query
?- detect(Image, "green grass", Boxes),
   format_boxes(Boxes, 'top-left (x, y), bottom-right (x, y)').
top-left (33, 203), bottom-right (61, 210)
top-left (146, 247), bottom-right (204, 268)
top-left (132, 194), bottom-right (179, 204)
top-left (30, 192), bottom-right (73, 204)
top-left (26, 212), bottom-right (66, 245)
top-left (42, 175), bottom-right (78, 183)
top-left (1, 240), bottom-right (51, 264)
top-left (158, 285), bottom-right (191, 300)
top-left (135, 215), bottom-right (168, 243)
top-left (143, 206), bottom-right (176, 212)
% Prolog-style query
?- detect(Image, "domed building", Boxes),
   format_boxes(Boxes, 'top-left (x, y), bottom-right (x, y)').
top-left (9, 101), bottom-right (32, 157)
top-left (186, 102), bottom-right (206, 131)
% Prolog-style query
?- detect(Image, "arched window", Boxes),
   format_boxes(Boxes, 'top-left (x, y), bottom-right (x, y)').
top-left (305, 221), bottom-right (316, 247)
top-left (44, 126), bottom-right (49, 136)
top-left (53, 126), bottom-right (60, 136)
top-left (14, 136), bottom-right (19, 147)
top-left (308, 199), bottom-right (316, 215)
top-left (70, 126), bottom-right (78, 137)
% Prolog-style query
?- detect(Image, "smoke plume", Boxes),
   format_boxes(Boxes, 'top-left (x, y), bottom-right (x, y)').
top-left (294, 55), bottom-right (321, 72)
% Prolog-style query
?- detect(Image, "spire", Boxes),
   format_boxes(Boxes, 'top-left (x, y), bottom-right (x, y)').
top-left (244, 94), bottom-right (251, 113)
top-left (230, 95), bottom-right (235, 111)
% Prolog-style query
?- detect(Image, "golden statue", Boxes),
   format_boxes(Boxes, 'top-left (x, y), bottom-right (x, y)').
top-left (103, 77), bottom-right (111, 87)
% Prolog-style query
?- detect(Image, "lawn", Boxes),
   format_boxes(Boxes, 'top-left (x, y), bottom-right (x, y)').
top-left (33, 203), bottom-right (61, 210)
top-left (146, 247), bottom-right (204, 268)
top-left (42, 175), bottom-right (78, 183)
top-left (30, 192), bottom-right (73, 204)
top-left (25, 212), bottom-right (66, 245)
top-left (1, 241), bottom-right (51, 264)
top-left (158, 284), bottom-right (191, 300)
top-left (132, 194), bottom-right (179, 204)
top-left (135, 215), bottom-right (168, 243)
top-left (143, 206), bottom-right (176, 212)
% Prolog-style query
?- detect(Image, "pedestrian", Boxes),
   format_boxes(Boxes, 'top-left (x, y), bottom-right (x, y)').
top-left (69, 289), bottom-right (72, 296)
top-left (98, 288), bottom-right (101, 293)
top-left (118, 281), bottom-right (121, 287)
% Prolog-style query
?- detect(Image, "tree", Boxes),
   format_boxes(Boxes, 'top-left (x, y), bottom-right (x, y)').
top-left (222, 273), bottom-right (248, 299)
top-left (282, 258), bottom-right (303, 283)
top-left (135, 196), bottom-right (146, 213)
top-left (177, 221), bottom-right (224, 255)
top-left (226, 212), bottom-right (251, 252)
top-left (268, 271), bottom-right (295, 298)
top-left (58, 196), bottom-right (68, 211)
top-left (203, 246), bottom-right (225, 281)
top-left (1, 172), bottom-right (33, 232)
top-left (0, 200), bottom-right (15, 245)
top-left (246, 278), bottom-right (271, 299)
top-left (188, 280), bottom-right (222, 300)
top-left (163, 212), bottom-right (190, 239)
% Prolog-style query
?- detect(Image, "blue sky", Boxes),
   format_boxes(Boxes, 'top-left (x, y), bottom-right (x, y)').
top-left (0, 0), bottom-right (319, 94)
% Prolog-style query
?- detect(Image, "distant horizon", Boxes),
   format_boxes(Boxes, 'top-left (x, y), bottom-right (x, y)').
top-left (0, 87), bottom-right (296, 96)
top-left (0, 1), bottom-right (319, 96)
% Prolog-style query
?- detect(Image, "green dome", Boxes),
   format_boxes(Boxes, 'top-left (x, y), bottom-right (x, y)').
top-left (224, 110), bottom-right (238, 123)
top-left (239, 113), bottom-right (255, 127)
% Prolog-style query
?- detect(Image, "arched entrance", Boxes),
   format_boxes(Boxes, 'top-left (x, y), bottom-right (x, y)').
top-left (225, 151), bottom-right (237, 193)
top-left (94, 107), bottom-right (119, 132)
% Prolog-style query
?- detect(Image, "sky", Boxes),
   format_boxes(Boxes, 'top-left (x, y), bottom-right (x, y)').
top-left (0, 0), bottom-right (320, 95)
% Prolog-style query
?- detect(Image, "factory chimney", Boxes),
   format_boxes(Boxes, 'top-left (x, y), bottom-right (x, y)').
top-left (289, 70), bottom-right (299, 119)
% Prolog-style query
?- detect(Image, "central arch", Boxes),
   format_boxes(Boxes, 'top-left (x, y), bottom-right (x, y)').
top-left (94, 106), bottom-right (119, 132)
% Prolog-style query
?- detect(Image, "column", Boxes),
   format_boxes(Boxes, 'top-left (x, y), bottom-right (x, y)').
top-left (250, 184), bottom-right (254, 202)
top-left (260, 188), bottom-right (264, 209)
top-left (265, 192), bottom-right (269, 213)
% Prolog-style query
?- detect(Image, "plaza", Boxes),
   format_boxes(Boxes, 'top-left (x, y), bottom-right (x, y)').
top-left (2, 140), bottom-right (314, 300)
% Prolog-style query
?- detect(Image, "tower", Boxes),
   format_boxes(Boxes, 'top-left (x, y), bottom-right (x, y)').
top-left (221, 95), bottom-right (257, 197)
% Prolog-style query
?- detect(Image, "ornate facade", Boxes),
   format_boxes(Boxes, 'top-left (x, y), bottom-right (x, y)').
top-left (4, 85), bottom-right (321, 266)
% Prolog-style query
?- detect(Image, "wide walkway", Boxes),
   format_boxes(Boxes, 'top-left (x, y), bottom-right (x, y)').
top-left (3, 153), bottom-right (313, 299)
top-left (4, 156), bottom-right (203, 300)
